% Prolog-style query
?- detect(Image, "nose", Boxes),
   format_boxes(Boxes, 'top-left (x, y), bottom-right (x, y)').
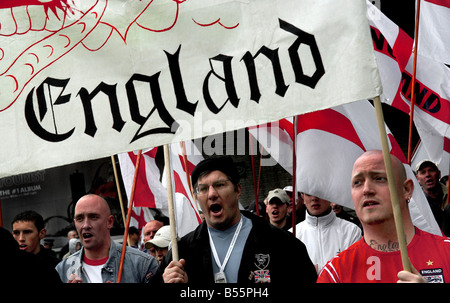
top-left (207, 185), bottom-right (219, 200)
top-left (80, 219), bottom-right (92, 230)
top-left (363, 180), bottom-right (375, 196)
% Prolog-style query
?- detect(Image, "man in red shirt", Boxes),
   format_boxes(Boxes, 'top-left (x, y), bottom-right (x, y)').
top-left (317, 150), bottom-right (450, 283)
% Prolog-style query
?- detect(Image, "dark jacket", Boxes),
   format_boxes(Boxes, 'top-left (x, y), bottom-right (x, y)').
top-left (0, 227), bottom-right (62, 284)
top-left (151, 211), bottom-right (316, 285)
top-left (36, 245), bottom-right (61, 268)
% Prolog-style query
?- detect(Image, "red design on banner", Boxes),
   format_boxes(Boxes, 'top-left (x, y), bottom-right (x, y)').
top-left (1, 0), bottom-right (228, 111)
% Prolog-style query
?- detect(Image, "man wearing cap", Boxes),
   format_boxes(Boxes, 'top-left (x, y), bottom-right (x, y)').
top-left (144, 225), bottom-right (171, 264)
top-left (265, 188), bottom-right (291, 230)
top-left (415, 160), bottom-right (449, 230)
top-left (152, 156), bottom-right (316, 285)
top-left (289, 193), bottom-right (361, 273)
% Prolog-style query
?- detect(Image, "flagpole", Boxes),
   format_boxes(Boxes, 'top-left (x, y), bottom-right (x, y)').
top-left (117, 149), bottom-right (142, 283)
top-left (110, 155), bottom-right (130, 246)
top-left (291, 115), bottom-right (298, 236)
top-left (373, 96), bottom-right (412, 272)
top-left (447, 160), bottom-right (450, 207)
top-left (256, 145), bottom-right (264, 201)
top-left (163, 144), bottom-right (179, 262)
top-left (407, 0), bottom-right (422, 164)
top-left (249, 134), bottom-right (260, 216)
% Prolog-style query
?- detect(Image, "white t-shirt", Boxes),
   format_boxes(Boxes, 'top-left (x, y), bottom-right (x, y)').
top-left (82, 256), bottom-right (108, 283)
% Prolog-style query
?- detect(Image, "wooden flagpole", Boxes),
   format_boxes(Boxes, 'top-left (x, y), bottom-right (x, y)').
top-left (407, 0), bottom-right (422, 164)
top-left (373, 96), bottom-right (412, 272)
top-left (110, 155), bottom-right (130, 246)
top-left (163, 144), bottom-right (179, 262)
top-left (249, 134), bottom-right (260, 216)
top-left (117, 149), bottom-right (142, 283)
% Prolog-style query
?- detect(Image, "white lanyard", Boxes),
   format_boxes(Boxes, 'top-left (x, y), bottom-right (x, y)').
top-left (208, 217), bottom-right (243, 282)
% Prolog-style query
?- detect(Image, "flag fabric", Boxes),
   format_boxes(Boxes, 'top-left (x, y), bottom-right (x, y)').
top-left (250, 100), bottom-right (441, 236)
top-left (0, 0), bottom-right (382, 178)
top-left (367, 0), bottom-right (450, 177)
top-left (163, 141), bottom-right (203, 238)
top-left (412, 138), bottom-right (450, 177)
top-left (118, 141), bottom-right (203, 237)
top-left (296, 100), bottom-right (441, 236)
top-left (118, 148), bottom-right (168, 210)
top-left (248, 118), bottom-right (294, 174)
top-left (118, 148), bottom-right (168, 230)
top-left (419, 0), bottom-right (450, 65)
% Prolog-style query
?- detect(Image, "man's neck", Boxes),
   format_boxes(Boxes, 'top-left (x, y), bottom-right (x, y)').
top-left (209, 213), bottom-right (242, 231)
top-left (363, 219), bottom-right (415, 252)
top-left (32, 244), bottom-right (42, 255)
top-left (84, 239), bottom-right (111, 260)
top-left (424, 185), bottom-right (443, 200)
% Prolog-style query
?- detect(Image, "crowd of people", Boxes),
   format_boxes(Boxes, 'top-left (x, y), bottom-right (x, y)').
top-left (2, 151), bottom-right (449, 284)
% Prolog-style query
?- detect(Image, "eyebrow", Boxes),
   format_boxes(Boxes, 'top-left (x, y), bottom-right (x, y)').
top-left (352, 169), bottom-right (386, 178)
top-left (74, 212), bottom-right (100, 218)
top-left (197, 179), bottom-right (229, 185)
top-left (12, 228), bottom-right (34, 233)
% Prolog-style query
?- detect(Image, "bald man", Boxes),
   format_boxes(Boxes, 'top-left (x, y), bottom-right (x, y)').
top-left (318, 150), bottom-right (450, 283)
top-left (56, 194), bottom-right (158, 283)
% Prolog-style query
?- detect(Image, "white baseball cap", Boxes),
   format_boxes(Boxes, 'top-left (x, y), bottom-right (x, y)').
top-left (144, 225), bottom-right (171, 249)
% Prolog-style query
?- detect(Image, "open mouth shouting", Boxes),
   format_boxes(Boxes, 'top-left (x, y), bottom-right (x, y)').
top-left (209, 203), bottom-right (224, 217)
top-left (81, 231), bottom-right (94, 244)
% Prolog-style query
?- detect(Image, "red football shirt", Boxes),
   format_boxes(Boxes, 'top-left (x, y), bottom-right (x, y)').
top-left (317, 228), bottom-right (450, 283)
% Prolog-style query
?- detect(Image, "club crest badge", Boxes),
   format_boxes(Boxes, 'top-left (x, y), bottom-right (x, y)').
top-left (254, 253), bottom-right (270, 270)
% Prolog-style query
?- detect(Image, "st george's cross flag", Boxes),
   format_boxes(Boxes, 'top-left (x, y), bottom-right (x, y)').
top-left (249, 100), bottom-right (442, 236)
top-left (367, 0), bottom-right (450, 179)
top-left (162, 141), bottom-right (203, 237)
top-left (118, 141), bottom-right (203, 236)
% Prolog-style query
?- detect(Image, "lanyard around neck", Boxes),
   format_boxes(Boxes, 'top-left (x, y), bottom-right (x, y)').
top-left (207, 217), bottom-right (243, 274)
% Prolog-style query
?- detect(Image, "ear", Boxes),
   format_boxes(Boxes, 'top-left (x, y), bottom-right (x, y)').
top-left (39, 228), bottom-right (47, 240)
top-left (107, 215), bottom-right (114, 230)
top-left (402, 179), bottom-right (414, 201)
top-left (236, 183), bottom-right (242, 199)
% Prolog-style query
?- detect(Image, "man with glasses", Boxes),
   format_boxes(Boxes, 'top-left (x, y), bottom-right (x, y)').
top-left (150, 156), bottom-right (316, 285)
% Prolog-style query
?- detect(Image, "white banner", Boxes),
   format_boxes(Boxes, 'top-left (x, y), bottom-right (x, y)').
top-left (0, 0), bottom-right (381, 178)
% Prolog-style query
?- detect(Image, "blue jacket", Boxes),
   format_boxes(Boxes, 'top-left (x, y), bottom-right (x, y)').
top-left (56, 239), bottom-right (158, 283)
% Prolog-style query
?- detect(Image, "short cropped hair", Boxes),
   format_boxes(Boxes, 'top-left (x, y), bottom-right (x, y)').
top-left (11, 210), bottom-right (45, 232)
